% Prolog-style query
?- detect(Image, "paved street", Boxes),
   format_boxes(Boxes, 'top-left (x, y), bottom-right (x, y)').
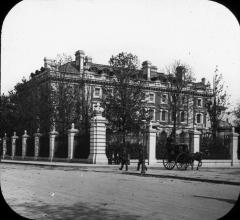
top-left (1, 163), bottom-right (239, 220)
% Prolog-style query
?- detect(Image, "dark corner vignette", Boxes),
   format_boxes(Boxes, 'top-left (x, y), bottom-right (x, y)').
top-left (0, 185), bottom-right (29, 220)
top-left (211, 0), bottom-right (240, 25)
top-left (0, 0), bottom-right (22, 28)
top-left (218, 192), bottom-right (240, 220)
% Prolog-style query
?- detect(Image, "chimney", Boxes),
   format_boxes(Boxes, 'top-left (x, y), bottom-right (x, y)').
top-left (176, 66), bottom-right (185, 81)
top-left (142, 60), bottom-right (152, 80)
top-left (85, 56), bottom-right (92, 64)
top-left (44, 57), bottom-right (47, 68)
top-left (201, 77), bottom-right (206, 85)
top-left (75, 50), bottom-right (85, 73)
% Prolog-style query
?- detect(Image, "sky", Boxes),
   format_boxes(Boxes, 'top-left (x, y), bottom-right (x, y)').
top-left (1, 0), bottom-right (240, 110)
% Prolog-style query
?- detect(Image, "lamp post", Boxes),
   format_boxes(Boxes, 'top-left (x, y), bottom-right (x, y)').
top-left (141, 110), bottom-right (150, 175)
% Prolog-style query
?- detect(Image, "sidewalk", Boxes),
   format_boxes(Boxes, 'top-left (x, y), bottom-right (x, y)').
top-left (1, 159), bottom-right (240, 186)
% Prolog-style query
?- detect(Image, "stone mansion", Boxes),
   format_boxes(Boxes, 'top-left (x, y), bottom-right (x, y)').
top-left (31, 49), bottom-right (213, 135)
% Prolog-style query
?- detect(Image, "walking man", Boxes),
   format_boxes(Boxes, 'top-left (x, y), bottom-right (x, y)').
top-left (119, 149), bottom-right (129, 171)
top-left (137, 147), bottom-right (147, 171)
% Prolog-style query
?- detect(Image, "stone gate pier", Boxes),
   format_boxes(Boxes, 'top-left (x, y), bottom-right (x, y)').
top-left (88, 103), bottom-right (108, 164)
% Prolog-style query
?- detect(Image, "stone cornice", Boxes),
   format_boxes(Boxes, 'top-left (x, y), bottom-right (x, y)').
top-left (47, 75), bottom-right (213, 97)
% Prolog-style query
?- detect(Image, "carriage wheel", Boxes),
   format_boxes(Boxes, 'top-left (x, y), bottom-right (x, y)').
top-left (176, 152), bottom-right (189, 170)
top-left (163, 153), bottom-right (176, 170)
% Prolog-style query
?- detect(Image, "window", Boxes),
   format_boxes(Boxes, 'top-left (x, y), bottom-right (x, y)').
top-left (197, 98), bottom-right (202, 107)
top-left (171, 111), bottom-right (175, 122)
top-left (149, 93), bottom-right (155, 103)
top-left (150, 109), bottom-right (155, 121)
top-left (94, 87), bottom-right (101, 98)
top-left (180, 111), bottom-right (185, 122)
top-left (161, 94), bottom-right (167, 104)
top-left (181, 96), bottom-right (185, 105)
top-left (196, 113), bottom-right (202, 124)
top-left (161, 110), bottom-right (167, 122)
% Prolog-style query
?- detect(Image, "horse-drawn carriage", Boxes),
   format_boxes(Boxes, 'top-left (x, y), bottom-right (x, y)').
top-left (162, 132), bottom-right (206, 170)
top-left (163, 141), bottom-right (189, 170)
top-left (162, 138), bottom-right (206, 170)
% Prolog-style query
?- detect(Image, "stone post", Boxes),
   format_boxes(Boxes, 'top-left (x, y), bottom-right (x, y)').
top-left (68, 123), bottom-right (79, 161)
top-left (2, 133), bottom-right (7, 159)
top-left (147, 123), bottom-right (158, 165)
top-left (11, 132), bottom-right (18, 159)
top-left (189, 126), bottom-right (201, 153)
top-left (88, 103), bottom-right (108, 164)
top-left (189, 127), bottom-right (201, 167)
top-left (34, 129), bottom-right (41, 160)
top-left (22, 130), bottom-right (29, 159)
top-left (49, 127), bottom-right (58, 162)
top-left (229, 127), bottom-right (239, 166)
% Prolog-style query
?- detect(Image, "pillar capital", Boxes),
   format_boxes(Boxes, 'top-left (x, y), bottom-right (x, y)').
top-left (68, 123), bottom-right (79, 134)
top-left (34, 132), bottom-right (42, 137)
top-left (12, 131), bottom-right (18, 138)
top-left (189, 129), bottom-right (201, 135)
top-left (22, 130), bottom-right (30, 138)
top-left (49, 130), bottom-right (59, 136)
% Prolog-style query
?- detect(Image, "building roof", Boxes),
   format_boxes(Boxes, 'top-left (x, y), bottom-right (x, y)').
top-left (58, 61), bottom-right (79, 74)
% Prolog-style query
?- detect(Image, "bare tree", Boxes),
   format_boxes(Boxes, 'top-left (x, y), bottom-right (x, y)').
top-left (206, 66), bottom-right (229, 141)
top-left (163, 60), bottom-right (195, 141)
top-left (51, 53), bottom-right (92, 134)
top-left (102, 52), bottom-right (152, 151)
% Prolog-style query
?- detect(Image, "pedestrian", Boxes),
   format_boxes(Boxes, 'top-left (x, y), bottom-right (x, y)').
top-left (137, 147), bottom-right (147, 171)
top-left (119, 149), bottom-right (129, 171)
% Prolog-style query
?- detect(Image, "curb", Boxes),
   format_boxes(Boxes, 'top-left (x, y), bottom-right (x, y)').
top-left (1, 160), bottom-right (240, 186)
top-left (123, 172), bottom-right (240, 186)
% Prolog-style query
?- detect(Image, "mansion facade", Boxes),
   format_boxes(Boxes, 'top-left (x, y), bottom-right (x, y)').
top-left (31, 50), bottom-right (213, 135)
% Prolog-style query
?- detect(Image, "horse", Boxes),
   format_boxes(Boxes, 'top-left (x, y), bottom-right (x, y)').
top-left (189, 150), bottom-right (209, 170)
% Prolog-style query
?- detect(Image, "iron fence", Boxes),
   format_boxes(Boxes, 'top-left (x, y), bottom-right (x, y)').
top-left (15, 138), bottom-right (22, 156)
top-left (6, 137), bottom-right (11, 156)
top-left (73, 134), bottom-right (90, 159)
top-left (156, 132), bottom-right (191, 159)
top-left (106, 132), bottom-right (146, 163)
top-left (26, 136), bottom-right (35, 157)
top-left (238, 136), bottom-right (240, 160)
top-left (39, 134), bottom-right (50, 157)
top-left (200, 132), bottom-right (230, 159)
top-left (55, 134), bottom-right (68, 158)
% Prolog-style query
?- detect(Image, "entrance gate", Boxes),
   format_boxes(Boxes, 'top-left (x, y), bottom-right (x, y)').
top-left (106, 131), bottom-right (145, 164)
top-left (74, 134), bottom-right (90, 159)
